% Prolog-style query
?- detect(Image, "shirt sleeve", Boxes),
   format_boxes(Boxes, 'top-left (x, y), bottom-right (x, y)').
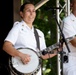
top-left (62, 17), bottom-right (76, 39)
top-left (4, 23), bottom-right (20, 45)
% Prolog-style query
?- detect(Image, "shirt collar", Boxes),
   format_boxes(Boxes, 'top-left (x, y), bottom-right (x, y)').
top-left (21, 20), bottom-right (34, 32)
top-left (70, 13), bottom-right (76, 21)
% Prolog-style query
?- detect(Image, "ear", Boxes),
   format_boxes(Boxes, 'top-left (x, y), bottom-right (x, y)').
top-left (70, 3), bottom-right (73, 7)
top-left (20, 11), bottom-right (23, 18)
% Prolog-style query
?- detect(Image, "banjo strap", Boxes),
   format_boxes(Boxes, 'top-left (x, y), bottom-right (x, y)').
top-left (34, 28), bottom-right (40, 50)
top-left (34, 28), bottom-right (43, 75)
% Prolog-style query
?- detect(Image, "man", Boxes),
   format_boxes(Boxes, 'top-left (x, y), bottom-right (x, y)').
top-left (62, 0), bottom-right (76, 75)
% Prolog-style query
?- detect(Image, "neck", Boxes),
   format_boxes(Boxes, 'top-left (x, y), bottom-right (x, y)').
top-left (25, 23), bottom-right (33, 29)
top-left (23, 20), bottom-right (33, 29)
top-left (25, 22), bottom-right (33, 29)
top-left (72, 11), bottom-right (76, 17)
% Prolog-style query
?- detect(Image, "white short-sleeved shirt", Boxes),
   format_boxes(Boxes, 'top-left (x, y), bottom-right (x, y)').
top-left (62, 13), bottom-right (76, 75)
top-left (5, 20), bottom-right (46, 75)
top-left (5, 20), bottom-right (46, 51)
top-left (62, 13), bottom-right (76, 56)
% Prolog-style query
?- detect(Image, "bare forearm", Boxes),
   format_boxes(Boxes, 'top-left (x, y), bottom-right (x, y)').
top-left (41, 49), bottom-right (57, 59)
top-left (3, 41), bottom-right (31, 64)
top-left (3, 41), bottom-right (21, 57)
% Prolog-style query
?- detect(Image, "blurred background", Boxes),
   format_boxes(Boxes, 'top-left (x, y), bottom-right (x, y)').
top-left (0, 0), bottom-right (71, 75)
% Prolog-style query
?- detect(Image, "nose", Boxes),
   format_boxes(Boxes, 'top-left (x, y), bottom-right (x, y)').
top-left (30, 11), bottom-right (33, 15)
top-left (30, 11), bottom-right (35, 15)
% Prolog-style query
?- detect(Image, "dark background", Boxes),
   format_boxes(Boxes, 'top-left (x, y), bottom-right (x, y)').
top-left (0, 0), bottom-right (13, 74)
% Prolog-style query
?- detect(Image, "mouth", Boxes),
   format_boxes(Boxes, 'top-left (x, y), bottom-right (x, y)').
top-left (29, 16), bottom-right (34, 19)
top-left (29, 17), bottom-right (35, 20)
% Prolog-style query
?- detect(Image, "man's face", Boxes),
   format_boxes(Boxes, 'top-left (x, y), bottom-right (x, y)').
top-left (71, 0), bottom-right (76, 11)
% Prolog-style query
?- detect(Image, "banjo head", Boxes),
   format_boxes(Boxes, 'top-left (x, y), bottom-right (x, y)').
top-left (9, 48), bottom-right (41, 75)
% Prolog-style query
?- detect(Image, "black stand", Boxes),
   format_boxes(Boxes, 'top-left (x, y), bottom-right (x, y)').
top-left (51, 10), bottom-right (70, 75)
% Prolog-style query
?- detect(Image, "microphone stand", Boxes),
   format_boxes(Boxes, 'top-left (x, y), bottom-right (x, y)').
top-left (50, 9), bottom-right (70, 75)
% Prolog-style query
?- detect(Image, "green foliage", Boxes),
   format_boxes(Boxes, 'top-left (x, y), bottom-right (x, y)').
top-left (23, 0), bottom-right (66, 75)
top-left (34, 7), bottom-right (58, 74)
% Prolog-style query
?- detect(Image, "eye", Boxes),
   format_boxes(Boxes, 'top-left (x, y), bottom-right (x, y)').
top-left (33, 10), bottom-right (36, 12)
top-left (26, 9), bottom-right (30, 12)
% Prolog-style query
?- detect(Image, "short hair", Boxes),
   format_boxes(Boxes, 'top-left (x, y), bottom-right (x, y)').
top-left (70, 0), bottom-right (75, 3)
top-left (20, 1), bottom-right (34, 12)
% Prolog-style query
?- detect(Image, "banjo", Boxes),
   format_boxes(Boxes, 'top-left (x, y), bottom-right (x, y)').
top-left (9, 43), bottom-right (60, 75)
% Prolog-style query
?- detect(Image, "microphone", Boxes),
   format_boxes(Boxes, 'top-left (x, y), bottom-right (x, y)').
top-left (45, 7), bottom-right (62, 11)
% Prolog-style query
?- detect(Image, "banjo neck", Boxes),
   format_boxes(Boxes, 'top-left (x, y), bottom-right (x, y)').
top-left (38, 42), bottom-right (60, 56)
top-left (44, 42), bottom-right (60, 51)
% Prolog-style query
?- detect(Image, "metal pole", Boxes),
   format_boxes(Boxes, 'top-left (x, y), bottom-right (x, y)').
top-left (67, 0), bottom-right (70, 15)
top-left (56, 0), bottom-right (61, 75)
top-left (35, 0), bottom-right (49, 10)
top-left (56, 0), bottom-right (70, 75)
